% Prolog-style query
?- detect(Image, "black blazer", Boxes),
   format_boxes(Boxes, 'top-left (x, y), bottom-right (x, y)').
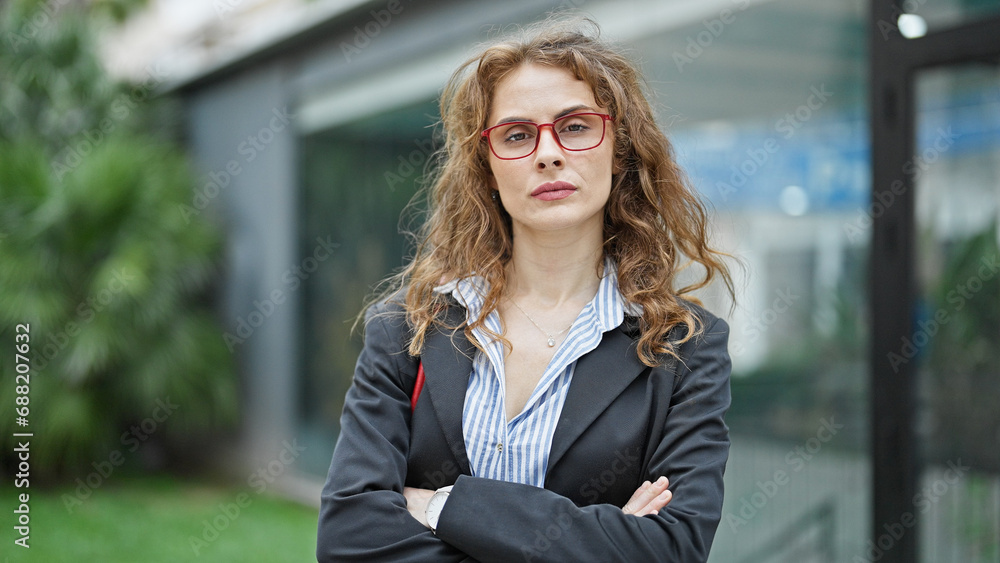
top-left (317, 295), bottom-right (732, 562)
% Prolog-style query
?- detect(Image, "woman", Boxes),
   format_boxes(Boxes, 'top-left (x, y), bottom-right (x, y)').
top-left (317, 18), bottom-right (735, 563)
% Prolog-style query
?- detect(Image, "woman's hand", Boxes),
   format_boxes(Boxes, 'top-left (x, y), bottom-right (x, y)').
top-left (622, 476), bottom-right (672, 516)
top-left (403, 486), bottom-right (436, 528)
top-left (406, 477), bottom-right (671, 528)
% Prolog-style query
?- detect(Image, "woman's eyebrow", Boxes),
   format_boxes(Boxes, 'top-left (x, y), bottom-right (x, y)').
top-left (554, 104), bottom-right (594, 119)
top-left (494, 115), bottom-right (532, 126)
top-left (493, 105), bottom-right (596, 126)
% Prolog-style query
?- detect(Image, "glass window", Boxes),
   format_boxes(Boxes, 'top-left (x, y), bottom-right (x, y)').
top-left (297, 100), bottom-right (438, 475)
top-left (914, 63), bottom-right (1000, 562)
top-left (628, 0), bottom-right (872, 559)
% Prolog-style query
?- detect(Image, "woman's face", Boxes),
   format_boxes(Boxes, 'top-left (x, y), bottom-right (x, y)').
top-left (486, 63), bottom-right (614, 239)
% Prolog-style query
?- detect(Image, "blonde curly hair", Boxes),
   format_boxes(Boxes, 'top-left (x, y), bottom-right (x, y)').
top-left (372, 17), bottom-right (734, 366)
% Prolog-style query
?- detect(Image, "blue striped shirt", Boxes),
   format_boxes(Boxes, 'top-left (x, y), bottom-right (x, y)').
top-left (435, 258), bottom-right (639, 488)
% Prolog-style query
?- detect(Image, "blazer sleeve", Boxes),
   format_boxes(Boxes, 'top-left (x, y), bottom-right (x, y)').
top-left (316, 302), bottom-right (478, 563)
top-left (433, 316), bottom-right (732, 563)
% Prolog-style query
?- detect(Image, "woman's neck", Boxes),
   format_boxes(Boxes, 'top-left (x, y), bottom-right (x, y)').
top-left (505, 226), bottom-right (604, 308)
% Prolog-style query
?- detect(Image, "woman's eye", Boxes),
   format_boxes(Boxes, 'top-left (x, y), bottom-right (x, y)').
top-left (502, 126), bottom-right (534, 144)
top-left (560, 122), bottom-right (589, 135)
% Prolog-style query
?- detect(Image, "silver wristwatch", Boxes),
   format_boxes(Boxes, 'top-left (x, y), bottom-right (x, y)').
top-left (426, 485), bottom-right (454, 534)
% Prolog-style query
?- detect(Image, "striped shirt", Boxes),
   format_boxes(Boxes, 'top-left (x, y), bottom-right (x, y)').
top-left (435, 258), bottom-right (639, 488)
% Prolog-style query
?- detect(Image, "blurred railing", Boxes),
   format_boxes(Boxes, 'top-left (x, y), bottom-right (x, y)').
top-left (736, 498), bottom-right (836, 563)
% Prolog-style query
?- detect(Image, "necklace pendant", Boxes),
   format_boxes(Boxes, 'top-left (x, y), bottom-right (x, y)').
top-left (547, 337), bottom-right (556, 347)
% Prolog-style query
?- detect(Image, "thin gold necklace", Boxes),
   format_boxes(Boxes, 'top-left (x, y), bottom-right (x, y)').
top-left (509, 299), bottom-right (572, 347)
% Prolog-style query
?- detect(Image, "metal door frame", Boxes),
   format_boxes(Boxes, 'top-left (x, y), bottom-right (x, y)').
top-left (869, 3), bottom-right (1000, 561)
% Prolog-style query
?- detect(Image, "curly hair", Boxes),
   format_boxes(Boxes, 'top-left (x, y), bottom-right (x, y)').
top-left (371, 17), bottom-right (734, 367)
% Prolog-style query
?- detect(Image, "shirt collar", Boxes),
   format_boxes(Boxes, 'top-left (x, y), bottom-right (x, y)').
top-left (432, 256), bottom-right (642, 329)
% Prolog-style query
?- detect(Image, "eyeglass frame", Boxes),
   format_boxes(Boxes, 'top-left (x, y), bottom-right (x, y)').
top-left (480, 112), bottom-right (614, 160)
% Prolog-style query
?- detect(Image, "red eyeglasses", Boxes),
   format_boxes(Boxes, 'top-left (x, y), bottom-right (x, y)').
top-left (481, 112), bottom-right (613, 160)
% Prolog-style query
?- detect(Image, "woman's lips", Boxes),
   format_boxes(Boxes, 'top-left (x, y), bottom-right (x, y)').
top-left (531, 181), bottom-right (577, 201)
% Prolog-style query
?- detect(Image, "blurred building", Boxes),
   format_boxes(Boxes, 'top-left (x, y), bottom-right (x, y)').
top-left (105, 0), bottom-right (1000, 561)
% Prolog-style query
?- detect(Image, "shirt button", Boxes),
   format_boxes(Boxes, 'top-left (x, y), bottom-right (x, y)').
top-left (496, 443), bottom-right (503, 452)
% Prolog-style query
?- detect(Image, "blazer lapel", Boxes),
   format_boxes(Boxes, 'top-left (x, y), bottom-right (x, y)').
top-left (546, 318), bottom-right (649, 474)
top-left (420, 304), bottom-right (475, 476)
top-left (418, 307), bottom-right (654, 480)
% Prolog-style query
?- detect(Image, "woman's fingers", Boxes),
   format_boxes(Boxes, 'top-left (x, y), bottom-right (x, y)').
top-left (622, 480), bottom-right (651, 514)
top-left (636, 478), bottom-right (671, 515)
top-left (622, 476), bottom-right (670, 515)
top-left (641, 488), bottom-right (672, 515)
top-left (402, 487), bottom-right (435, 527)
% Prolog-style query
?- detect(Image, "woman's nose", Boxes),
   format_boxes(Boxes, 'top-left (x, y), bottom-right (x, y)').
top-left (533, 125), bottom-right (564, 169)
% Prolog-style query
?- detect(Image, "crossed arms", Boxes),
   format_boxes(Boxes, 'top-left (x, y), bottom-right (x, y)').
top-left (316, 303), bottom-right (731, 562)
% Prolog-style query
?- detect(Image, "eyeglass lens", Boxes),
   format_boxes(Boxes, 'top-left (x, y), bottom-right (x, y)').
top-left (488, 113), bottom-right (607, 159)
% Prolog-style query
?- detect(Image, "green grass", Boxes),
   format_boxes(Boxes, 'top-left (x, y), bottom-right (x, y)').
top-left (1, 474), bottom-right (318, 562)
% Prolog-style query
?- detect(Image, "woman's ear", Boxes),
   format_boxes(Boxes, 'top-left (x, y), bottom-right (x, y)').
top-left (611, 131), bottom-right (624, 175)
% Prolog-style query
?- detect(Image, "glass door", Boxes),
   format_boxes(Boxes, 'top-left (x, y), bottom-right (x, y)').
top-left (912, 64), bottom-right (1000, 562)
top-left (869, 4), bottom-right (1000, 562)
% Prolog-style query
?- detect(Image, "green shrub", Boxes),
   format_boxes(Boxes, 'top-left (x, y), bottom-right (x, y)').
top-left (0, 0), bottom-right (236, 480)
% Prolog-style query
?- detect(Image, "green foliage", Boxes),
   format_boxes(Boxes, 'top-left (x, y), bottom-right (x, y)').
top-left (923, 223), bottom-right (1000, 472)
top-left (1, 0), bottom-right (152, 147)
top-left (0, 1), bottom-right (236, 480)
